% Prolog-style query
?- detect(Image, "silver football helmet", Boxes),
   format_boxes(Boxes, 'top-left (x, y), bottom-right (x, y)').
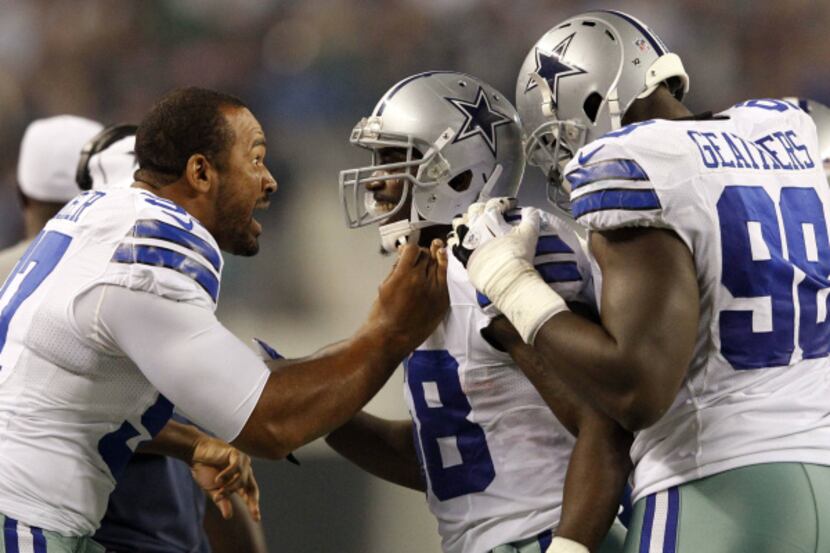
top-left (783, 97), bottom-right (830, 183)
top-left (516, 10), bottom-right (689, 206)
top-left (339, 71), bottom-right (525, 251)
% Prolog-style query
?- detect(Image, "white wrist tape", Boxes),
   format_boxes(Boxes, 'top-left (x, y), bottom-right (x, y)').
top-left (467, 209), bottom-right (569, 344)
top-left (546, 537), bottom-right (590, 553)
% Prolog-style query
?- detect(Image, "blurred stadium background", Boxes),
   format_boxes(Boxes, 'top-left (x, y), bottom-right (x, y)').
top-left (0, 0), bottom-right (827, 551)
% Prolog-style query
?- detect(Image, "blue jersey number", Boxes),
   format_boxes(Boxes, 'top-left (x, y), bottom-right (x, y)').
top-left (717, 186), bottom-right (830, 369)
top-left (0, 231), bottom-right (73, 359)
top-left (406, 350), bottom-right (495, 501)
top-left (98, 394), bottom-right (174, 479)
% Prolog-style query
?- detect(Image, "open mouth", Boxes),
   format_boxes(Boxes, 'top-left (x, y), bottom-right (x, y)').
top-left (250, 200), bottom-right (270, 235)
top-left (374, 199), bottom-right (398, 213)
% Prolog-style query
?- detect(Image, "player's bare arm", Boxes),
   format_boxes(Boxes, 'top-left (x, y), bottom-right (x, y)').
top-left (204, 495), bottom-right (269, 553)
top-left (456, 205), bottom-right (699, 432)
top-left (234, 242), bottom-right (448, 458)
top-left (483, 315), bottom-right (632, 551)
top-left (532, 227), bottom-right (699, 430)
top-left (325, 413), bottom-right (424, 492)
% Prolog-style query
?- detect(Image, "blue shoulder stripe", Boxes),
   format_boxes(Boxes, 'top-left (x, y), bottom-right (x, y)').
top-left (130, 219), bottom-right (221, 271)
top-left (111, 244), bottom-right (219, 302)
top-left (566, 159), bottom-right (649, 190)
top-left (536, 261), bottom-right (582, 283)
top-left (476, 291), bottom-right (492, 308)
top-left (572, 188), bottom-right (661, 219)
top-left (535, 235), bottom-right (573, 256)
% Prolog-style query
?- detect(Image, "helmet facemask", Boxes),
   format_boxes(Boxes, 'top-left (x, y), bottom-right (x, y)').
top-left (339, 116), bottom-right (456, 251)
top-left (341, 72), bottom-right (525, 251)
top-left (524, 117), bottom-right (587, 210)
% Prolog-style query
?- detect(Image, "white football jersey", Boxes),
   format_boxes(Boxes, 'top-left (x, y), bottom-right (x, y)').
top-left (0, 187), bottom-right (265, 535)
top-left (564, 99), bottom-right (830, 502)
top-left (404, 212), bottom-right (593, 553)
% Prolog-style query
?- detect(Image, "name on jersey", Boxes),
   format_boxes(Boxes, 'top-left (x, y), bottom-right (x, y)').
top-left (54, 191), bottom-right (106, 223)
top-left (687, 129), bottom-right (815, 172)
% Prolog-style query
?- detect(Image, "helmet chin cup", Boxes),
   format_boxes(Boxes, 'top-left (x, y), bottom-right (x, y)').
top-left (378, 219), bottom-right (417, 253)
top-left (377, 218), bottom-right (435, 253)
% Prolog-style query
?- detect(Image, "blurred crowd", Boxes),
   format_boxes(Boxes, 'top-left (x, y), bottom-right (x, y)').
top-left (0, 0), bottom-right (828, 315)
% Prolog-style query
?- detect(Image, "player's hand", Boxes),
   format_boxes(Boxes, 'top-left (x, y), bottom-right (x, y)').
top-left (466, 206), bottom-right (568, 343)
top-left (465, 203), bottom-right (539, 296)
top-left (190, 436), bottom-right (261, 522)
top-left (448, 197), bottom-right (516, 267)
top-left (370, 240), bottom-right (449, 353)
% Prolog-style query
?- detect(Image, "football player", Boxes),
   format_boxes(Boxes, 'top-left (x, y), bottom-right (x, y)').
top-left (452, 10), bottom-right (830, 553)
top-left (0, 87), bottom-right (447, 551)
top-left (3, 116), bottom-right (266, 553)
top-left (76, 124), bottom-right (269, 553)
top-left (330, 71), bottom-right (631, 553)
top-left (785, 97), bottom-right (830, 183)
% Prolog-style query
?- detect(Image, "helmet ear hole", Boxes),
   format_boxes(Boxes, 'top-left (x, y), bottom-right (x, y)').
top-left (448, 170), bottom-right (472, 192)
top-left (583, 92), bottom-right (603, 123)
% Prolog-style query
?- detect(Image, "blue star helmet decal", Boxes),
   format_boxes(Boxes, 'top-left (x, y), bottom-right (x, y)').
top-left (446, 87), bottom-right (512, 157)
top-left (525, 32), bottom-right (586, 108)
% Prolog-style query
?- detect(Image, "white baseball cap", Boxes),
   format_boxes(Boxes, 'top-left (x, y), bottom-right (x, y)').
top-left (17, 115), bottom-right (103, 202)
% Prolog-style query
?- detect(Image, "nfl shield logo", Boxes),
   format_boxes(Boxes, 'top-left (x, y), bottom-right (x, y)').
top-left (635, 37), bottom-right (650, 52)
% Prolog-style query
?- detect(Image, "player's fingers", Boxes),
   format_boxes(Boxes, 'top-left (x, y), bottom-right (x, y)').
top-left (215, 450), bottom-right (239, 485)
top-left (220, 471), bottom-right (242, 492)
top-left (429, 238), bottom-right (443, 259)
top-left (245, 475), bottom-right (262, 521)
top-left (431, 239), bottom-right (448, 286)
top-left (395, 242), bottom-right (424, 269)
top-left (517, 207), bottom-right (542, 237)
top-left (212, 492), bottom-right (233, 520)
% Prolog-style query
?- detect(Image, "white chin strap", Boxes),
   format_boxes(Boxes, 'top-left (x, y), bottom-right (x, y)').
top-left (379, 219), bottom-right (418, 253)
top-left (377, 219), bottom-right (437, 253)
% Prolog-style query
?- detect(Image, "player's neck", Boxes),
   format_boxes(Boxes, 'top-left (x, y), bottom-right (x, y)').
top-left (133, 180), bottom-right (214, 230)
top-left (624, 86), bottom-right (692, 125)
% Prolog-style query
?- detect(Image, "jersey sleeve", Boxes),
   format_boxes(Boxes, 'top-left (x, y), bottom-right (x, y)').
top-left (563, 121), bottom-right (694, 233)
top-left (78, 284), bottom-right (269, 442)
top-left (96, 191), bottom-right (224, 312)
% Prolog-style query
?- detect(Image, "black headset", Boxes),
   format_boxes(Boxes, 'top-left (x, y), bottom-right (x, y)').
top-left (75, 123), bottom-right (138, 190)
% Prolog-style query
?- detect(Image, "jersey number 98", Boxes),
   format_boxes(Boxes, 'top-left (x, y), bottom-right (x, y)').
top-left (718, 186), bottom-right (830, 369)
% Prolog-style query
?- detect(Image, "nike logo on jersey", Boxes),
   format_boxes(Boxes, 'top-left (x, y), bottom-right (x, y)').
top-left (578, 144), bottom-right (605, 165)
top-left (141, 194), bottom-right (196, 230)
top-left (162, 212), bottom-right (194, 231)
